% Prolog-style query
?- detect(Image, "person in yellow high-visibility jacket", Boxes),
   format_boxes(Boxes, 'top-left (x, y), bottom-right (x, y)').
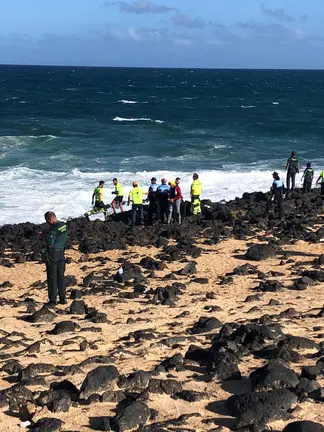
top-left (128, 181), bottom-right (145, 227)
top-left (190, 173), bottom-right (203, 215)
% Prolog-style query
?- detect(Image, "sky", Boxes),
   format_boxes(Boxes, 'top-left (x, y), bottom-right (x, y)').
top-left (0, 0), bottom-right (323, 68)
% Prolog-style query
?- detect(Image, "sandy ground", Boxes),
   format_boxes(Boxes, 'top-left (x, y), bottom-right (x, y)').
top-left (0, 237), bottom-right (323, 431)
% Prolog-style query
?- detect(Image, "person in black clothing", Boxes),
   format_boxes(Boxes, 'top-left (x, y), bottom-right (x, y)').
top-left (156, 178), bottom-right (170, 223)
top-left (271, 172), bottom-right (285, 219)
top-left (285, 151), bottom-right (300, 191)
top-left (43, 211), bottom-right (68, 306)
top-left (147, 177), bottom-right (158, 224)
top-left (301, 162), bottom-right (314, 193)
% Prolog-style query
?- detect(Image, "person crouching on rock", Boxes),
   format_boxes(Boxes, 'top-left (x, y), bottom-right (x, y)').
top-left (84, 180), bottom-right (109, 221)
top-left (111, 178), bottom-right (124, 214)
top-left (301, 162), bottom-right (314, 193)
top-left (128, 181), bottom-right (145, 227)
top-left (168, 178), bottom-right (183, 224)
top-left (43, 211), bottom-right (67, 306)
top-left (271, 172), bottom-right (285, 220)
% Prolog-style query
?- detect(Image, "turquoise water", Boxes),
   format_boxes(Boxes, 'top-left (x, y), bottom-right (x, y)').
top-left (1, 66), bottom-right (324, 223)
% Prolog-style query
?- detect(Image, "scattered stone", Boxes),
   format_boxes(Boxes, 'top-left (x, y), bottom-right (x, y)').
top-left (111, 400), bottom-right (150, 432)
top-left (49, 321), bottom-right (80, 335)
top-left (80, 365), bottom-right (119, 398)
top-left (245, 244), bottom-right (276, 261)
top-left (189, 316), bottom-right (222, 334)
top-left (282, 421), bottom-right (324, 432)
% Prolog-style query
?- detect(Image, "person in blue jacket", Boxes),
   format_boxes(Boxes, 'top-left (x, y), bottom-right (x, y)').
top-left (157, 178), bottom-right (170, 223)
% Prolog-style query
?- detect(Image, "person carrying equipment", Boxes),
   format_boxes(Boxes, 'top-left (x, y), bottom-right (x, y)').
top-left (316, 169), bottom-right (324, 211)
top-left (147, 177), bottom-right (158, 223)
top-left (301, 163), bottom-right (314, 193)
top-left (285, 151), bottom-right (300, 191)
top-left (168, 178), bottom-right (183, 224)
top-left (271, 172), bottom-right (285, 219)
top-left (128, 181), bottom-right (145, 227)
top-left (84, 180), bottom-right (109, 220)
top-left (43, 211), bottom-right (67, 306)
top-left (190, 173), bottom-right (203, 215)
top-left (111, 178), bottom-right (124, 214)
top-left (157, 178), bottom-right (170, 223)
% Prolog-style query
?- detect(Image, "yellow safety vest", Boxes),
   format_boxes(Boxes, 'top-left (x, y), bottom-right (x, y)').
top-left (94, 186), bottom-right (103, 202)
top-left (191, 179), bottom-right (203, 196)
top-left (115, 183), bottom-right (123, 196)
top-left (321, 171), bottom-right (324, 182)
top-left (129, 187), bottom-right (144, 204)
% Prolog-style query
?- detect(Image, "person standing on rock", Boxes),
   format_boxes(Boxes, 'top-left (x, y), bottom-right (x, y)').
top-left (301, 162), bottom-right (314, 193)
top-left (43, 211), bottom-right (67, 306)
top-left (168, 178), bottom-right (183, 224)
top-left (316, 169), bottom-right (324, 211)
top-left (157, 178), bottom-right (170, 223)
top-left (271, 172), bottom-right (285, 220)
top-left (191, 173), bottom-right (203, 215)
top-left (285, 151), bottom-right (300, 191)
top-left (128, 181), bottom-right (145, 227)
top-left (111, 178), bottom-right (124, 214)
top-left (147, 177), bottom-right (158, 224)
top-left (84, 180), bottom-right (109, 220)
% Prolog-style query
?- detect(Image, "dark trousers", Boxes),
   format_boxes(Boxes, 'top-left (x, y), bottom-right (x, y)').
top-left (132, 204), bottom-right (144, 226)
top-left (148, 198), bottom-right (157, 223)
top-left (46, 251), bottom-right (66, 302)
top-left (157, 196), bottom-right (169, 222)
top-left (286, 172), bottom-right (296, 190)
top-left (275, 193), bottom-right (284, 219)
top-left (303, 180), bottom-right (312, 193)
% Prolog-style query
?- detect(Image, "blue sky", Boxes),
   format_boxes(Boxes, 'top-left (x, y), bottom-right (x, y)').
top-left (0, 0), bottom-right (323, 68)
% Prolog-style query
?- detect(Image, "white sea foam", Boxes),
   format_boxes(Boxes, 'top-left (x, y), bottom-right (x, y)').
top-left (113, 117), bottom-right (164, 123)
top-left (2, 166), bottom-right (319, 225)
top-left (118, 100), bottom-right (138, 104)
top-left (241, 105), bottom-right (256, 109)
top-left (272, 102), bottom-right (280, 105)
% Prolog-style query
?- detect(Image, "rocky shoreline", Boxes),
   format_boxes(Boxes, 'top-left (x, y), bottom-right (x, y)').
top-left (0, 188), bottom-right (323, 431)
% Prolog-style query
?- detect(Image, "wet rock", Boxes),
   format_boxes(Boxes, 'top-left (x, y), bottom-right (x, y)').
top-left (49, 321), bottom-right (80, 335)
top-left (249, 360), bottom-right (299, 391)
top-left (80, 365), bottom-right (119, 398)
top-left (226, 388), bottom-right (297, 429)
top-left (245, 244), bottom-right (276, 261)
top-left (189, 316), bottom-right (222, 334)
top-left (117, 371), bottom-right (151, 391)
top-left (148, 379), bottom-right (183, 396)
top-left (29, 418), bottom-right (63, 432)
top-left (282, 421), bottom-right (324, 432)
top-left (70, 300), bottom-right (86, 314)
top-left (111, 400), bottom-right (150, 432)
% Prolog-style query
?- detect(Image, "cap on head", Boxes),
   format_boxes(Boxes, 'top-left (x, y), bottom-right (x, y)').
top-left (133, 181), bottom-right (138, 187)
top-left (161, 178), bottom-right (167, 184)
top-left (307, 162), bottom-right (311, 168)
top-left (193, 173), bottom-right (198, 180)
top-left (151, 177), bottom-right (156, 182)
top-left (291, 151), bottom-right (296, 156)
top-left (273, 171), bottom-right (279, 178)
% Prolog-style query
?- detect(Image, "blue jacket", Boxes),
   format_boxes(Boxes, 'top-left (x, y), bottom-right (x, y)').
top-left (157, 184), bottom-right (170, 195)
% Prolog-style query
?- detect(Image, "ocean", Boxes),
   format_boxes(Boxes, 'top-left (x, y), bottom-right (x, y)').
top-left (1, 65), bottom-right (324, 225)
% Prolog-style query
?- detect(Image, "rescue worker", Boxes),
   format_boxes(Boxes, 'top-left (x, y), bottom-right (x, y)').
top-left (301, 163), bottom-right (314, 193)
top-left (190, 173), bottom-right (203, 215)
top-left (271, 172), bottom-right (285, 219)
top-left (285, 151), bottom-right (300, 191)
top-left (147, 177), bottom-right (158, 224)
top-left (84, 180), bottom-right (109, 220)
top-left (168, 177), bottom-right (183, 224)
top-left (128, 181), bottom-right (145, 227)
top-left (43, 211), bottom-right (67, 306)
top-left (157, 178), bottom-right (170, 223)
top-left (316, 169), bottom-right (324, 211)
top-left (111, 178), bottom-right (124, 214)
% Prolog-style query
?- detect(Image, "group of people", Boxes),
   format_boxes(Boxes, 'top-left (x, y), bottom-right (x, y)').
top-left (84, 173), bottom-right (203, 227)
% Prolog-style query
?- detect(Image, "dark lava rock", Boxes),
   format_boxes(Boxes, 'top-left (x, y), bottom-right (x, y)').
top-left (70, 300), bottom-right (86, 315)
top-left (192, 277), bottom-right (209, 284)
top-left (160, 353), bottom-right (184, 372)
top-left (257, 280), bottom-right (283, 293)
top-left (49, 393), bottom-right (72, 413)
top-left (49, 321), bottom-right (80, 335)
top-left (111, 400), bottom-right (150, 432)
top-left (80, 365), bottom-right (119, 398)
top-left (29, 418), bottom-right (63, 432)
top-left (174, 390), bottom-right (211, 402)
top-left (301, 360), bottom-right (324, 380)
top-left (101, 391), bottom-right (125, 403)
top-left (25, 306), bottom-right (56, 323)
top-left (296, 378), bottom-right (320, 396)
top-left (293, 276), bottom-right (316, 291)
top-left (85, 311), bottom-right (108, 323)
top-left (152, 284), bottom-right (183, 306)
top-left (19, 363), bottom-right (57, 381)
top-left (278, 335), bottom-right (319, 351)
top-left (140, 256), bottom-right (166, 271)
top-left (148, 379), bottom-right (183, 396)
top-left (244, 294), bottom-right (263, 303)
top-left (226, 388), bottom-right (298, 429)
top-left (208, 351), bottom-right (241, 381)
top-left (249, 360), bottom-right (299, 391)
top-left (117, 371), bottom-right (151, 391)
top-left (2, 384), bottom-right (34, 409)
top-left (245, 244), bottom-right (276, 261)
top-left (189, 316), bottom-right (222, 334)
top-left (70, 289), bottom-right (83, 299)
top-left (89, 417), bottom-right (111, 431)
top-left (179, 261), bottom-right (197, 275)
top-left (302, 270), bottom-right (324, 282)
top-left (2, 360), bottom-right (23, 375)
top-left (282, 421), bottom-right (324, 432)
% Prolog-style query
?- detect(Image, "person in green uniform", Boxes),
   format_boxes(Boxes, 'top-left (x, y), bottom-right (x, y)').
top-left (316, 169), bottom-right (324, 211)
top-left (43, 211), bottom-right (67, 306)
top-left (285, 151), bottom-right (300, 191)
top-left (301, 162), bottom-right (314, 193)
top-left (84, 180), bottom-right (109, 220)
top-left (190, 173), bottom-right (203, 215)
top-left (128, 181), bottom-right (145, 227)
top-left (111, 178), bottom-right (124, 214)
